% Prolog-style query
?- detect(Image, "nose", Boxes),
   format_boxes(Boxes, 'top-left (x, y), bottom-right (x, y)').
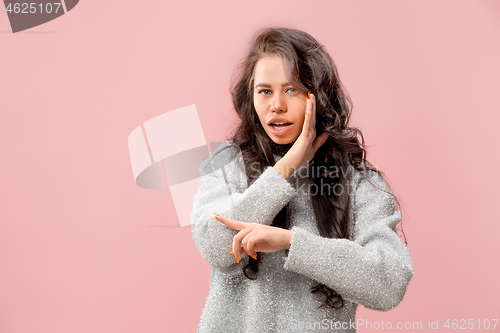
top-left (271, 93), bottom-right (286, 113)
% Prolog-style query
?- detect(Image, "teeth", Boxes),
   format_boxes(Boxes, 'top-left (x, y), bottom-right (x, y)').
top-left (273, 122), bottom-right (287, 125)
top-left (272, 125), bottom-right (289, 130)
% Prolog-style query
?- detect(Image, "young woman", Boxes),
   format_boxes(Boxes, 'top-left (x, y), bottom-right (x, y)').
top-left (190, 27), bottom-right (414, 333)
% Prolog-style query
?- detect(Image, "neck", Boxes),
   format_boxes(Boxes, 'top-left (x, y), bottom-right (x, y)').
top-left (270, 140), bottom-right (294, 157)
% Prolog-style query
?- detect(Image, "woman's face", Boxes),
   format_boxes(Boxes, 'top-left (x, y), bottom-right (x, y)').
top-left (253, 55), bottom-right (307, 145)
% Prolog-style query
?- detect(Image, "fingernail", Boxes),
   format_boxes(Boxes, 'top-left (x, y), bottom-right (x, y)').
top-left (235, 255), bottom-right (240, 264)
top-left (308, 92), bottom-right (311, 99)
top-left (213, 212), bottom-right (219, 216)
top-left (249, 252), bottom-right (257, 260)
top-left (229, 249), bottom-right (233, 254)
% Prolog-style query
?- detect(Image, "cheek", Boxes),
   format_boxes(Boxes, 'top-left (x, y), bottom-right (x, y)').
top-left (257, 113), bottom-right (265, 126)
top-left (293, 117), bottom-right (305, 136)
top-left (253, 98), bottom-right (261, 115)
top-left (296, 113), bottom-right (305, 127)
top-left (254, 100), bottom-right (266, 119)
top-left (254, 108), bottom-right (266, 126)
top-left (254, 96), bottom-right (264, 110)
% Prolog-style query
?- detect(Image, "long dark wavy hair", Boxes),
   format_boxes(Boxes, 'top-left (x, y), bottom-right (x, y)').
top-left (221, 27), bottom-right (406, 310)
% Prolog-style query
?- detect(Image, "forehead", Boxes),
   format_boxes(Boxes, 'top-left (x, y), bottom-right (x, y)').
top-left (254, 55), bottom-right (290, 82)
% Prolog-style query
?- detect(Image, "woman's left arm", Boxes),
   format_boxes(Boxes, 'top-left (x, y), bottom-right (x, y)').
top-left (283, 169), bottom-right (414, 311)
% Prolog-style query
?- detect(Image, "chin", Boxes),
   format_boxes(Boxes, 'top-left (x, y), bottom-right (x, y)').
top-left (271, 136), bottom-right (294, 145)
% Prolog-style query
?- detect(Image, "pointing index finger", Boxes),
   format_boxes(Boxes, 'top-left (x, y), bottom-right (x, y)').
top-left (213, 214), bottom-right (247, 230)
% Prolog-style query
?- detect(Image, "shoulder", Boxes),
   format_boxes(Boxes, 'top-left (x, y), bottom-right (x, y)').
top-left (348, 164), bottom-right (402, 241)
top-left (348, 162), bottom-right (387, 188)
top-left (348, 163), bottom-right (394, 208)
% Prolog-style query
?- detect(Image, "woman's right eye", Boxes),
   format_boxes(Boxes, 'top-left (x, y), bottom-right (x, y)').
top-left (258, 89), bottom-right (272, 95)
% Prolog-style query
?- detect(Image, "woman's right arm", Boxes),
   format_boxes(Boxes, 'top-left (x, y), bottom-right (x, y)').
top-left (190, 145), bottom-right (297, 276)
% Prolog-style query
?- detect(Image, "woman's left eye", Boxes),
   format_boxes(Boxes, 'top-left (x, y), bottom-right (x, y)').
top-left (286, 88), bottom-right (296, 93)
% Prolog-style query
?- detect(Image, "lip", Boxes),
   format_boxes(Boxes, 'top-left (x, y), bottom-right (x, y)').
top-left (268, 122), bottom-right (294, 136)
top-left (267, 117), bottom-right (293, 126)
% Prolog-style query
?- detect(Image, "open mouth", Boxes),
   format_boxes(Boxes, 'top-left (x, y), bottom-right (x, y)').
top-left (270, 122), bottom-right (292, 130)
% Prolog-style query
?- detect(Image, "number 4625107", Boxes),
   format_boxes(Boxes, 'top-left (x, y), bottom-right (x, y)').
top-left (444, 319), bottom-right (498, 330)
top-left (5, 3), bottom-right (62, 14)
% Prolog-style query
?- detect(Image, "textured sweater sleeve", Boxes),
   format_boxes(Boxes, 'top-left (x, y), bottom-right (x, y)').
top-left (283, 169), bottom-right (414, 311)
top-left (190, 146), bottom-right (297, 276)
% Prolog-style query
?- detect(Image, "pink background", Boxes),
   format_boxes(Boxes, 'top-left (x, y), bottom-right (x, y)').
top-left (1, 0), bottom-right (499, 332)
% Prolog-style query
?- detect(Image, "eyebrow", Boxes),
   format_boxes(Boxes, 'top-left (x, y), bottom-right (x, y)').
top-left (254, 82), bottom-right (292, 89)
